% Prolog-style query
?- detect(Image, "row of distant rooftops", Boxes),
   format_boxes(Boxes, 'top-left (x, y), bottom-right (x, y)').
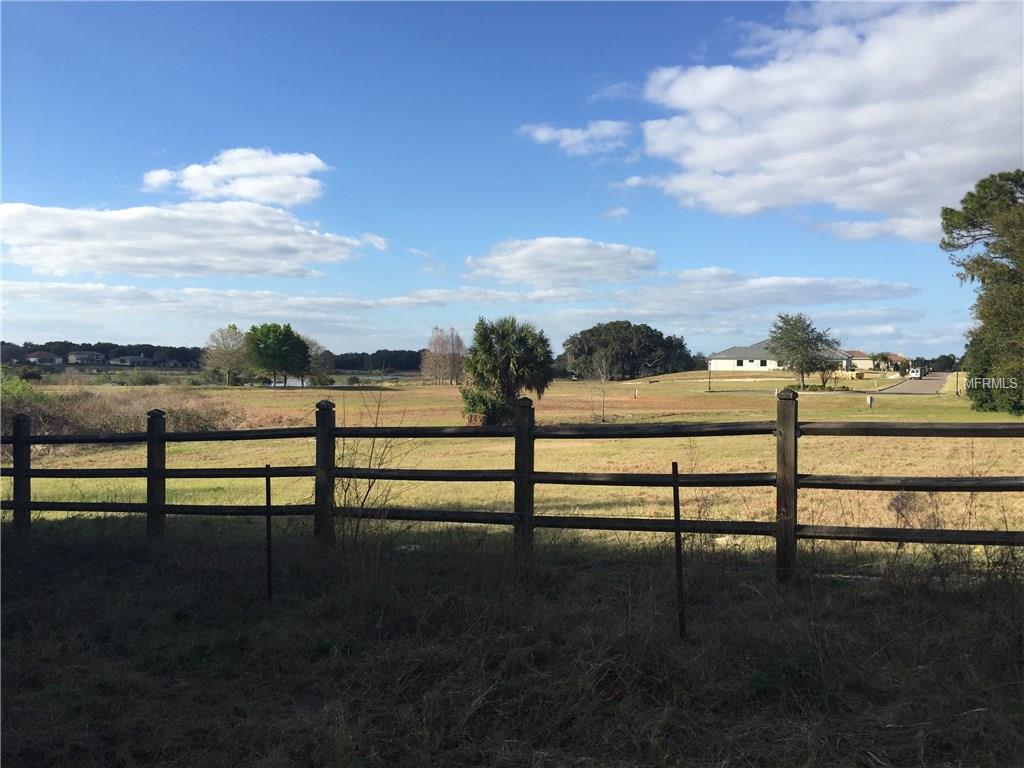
top-left (12, 351), bottom-right (168, 366)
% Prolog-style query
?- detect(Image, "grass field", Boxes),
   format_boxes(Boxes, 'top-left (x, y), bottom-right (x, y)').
top-left (3, 375), bottom-right (1023, 767)
top-left (4, 373), bottom-right (1022, 530)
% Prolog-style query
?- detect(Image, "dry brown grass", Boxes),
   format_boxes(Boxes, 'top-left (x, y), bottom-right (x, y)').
top-left (4, 377), bottom-right (1021, 532)
top-left (3, 517), bottom-right (1022, 768)
top-left (3, 378), bottom-right (1023, 767)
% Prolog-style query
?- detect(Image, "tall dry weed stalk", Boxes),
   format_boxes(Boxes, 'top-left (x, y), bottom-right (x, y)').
top-left (333, 374), bottom-right (417, 574)
top-left (681, 438), bottom-right (719, 556)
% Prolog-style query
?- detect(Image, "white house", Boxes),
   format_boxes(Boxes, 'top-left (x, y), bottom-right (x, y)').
top-left (109, 355), bottom-right (152, 367)
top-left (709, 339), bottom-right (852, 372)
top-left (708, 340), bottom-right (782, 372)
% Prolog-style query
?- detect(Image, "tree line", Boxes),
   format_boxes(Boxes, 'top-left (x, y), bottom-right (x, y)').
top-left (203, 324), bottom-right (427, 385)
top-left (1, 340), bottom-right (202, 364)
top-left (333, 350), bottom-right (422, 372)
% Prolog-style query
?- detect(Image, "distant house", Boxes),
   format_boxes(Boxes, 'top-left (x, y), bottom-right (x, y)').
top-left (109, 355), bottom-right (152, 367)
top-left (879, 352), bottom-right (909, 371)
top-left (709, 339), bottom-right (852, 372)
top-left (708, 340), bottom-right (783, 371)
top-left (844, 350), bottom-right (874, 371)
top-left (25, 351), bottom-right (62, 365)
top-left (67, 350), bottom-right (106, 365)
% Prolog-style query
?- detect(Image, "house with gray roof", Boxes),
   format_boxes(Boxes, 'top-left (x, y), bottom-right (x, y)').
top-left (25, 350), bottom-right (63, 365)
top-left (67, 350), bottom-right (106, 365)
top-left (708, 339), bottom-right (852, 372)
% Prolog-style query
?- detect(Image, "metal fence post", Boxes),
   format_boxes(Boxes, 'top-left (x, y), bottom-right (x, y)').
top-left (13, 414), bottom-right (31, 543)
top-left (514, 397), bottom-right (535, 554)
top-left (314, 400), bottom-right (336, 544)
top-left (265, 464), bottom-right (273, 601)
top-left (146, 409), bottom-right (166, 539)
top-left (776, 389), bottom-right (798, 581)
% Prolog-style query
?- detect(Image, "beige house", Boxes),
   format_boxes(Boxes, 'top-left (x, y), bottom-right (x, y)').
top-left (844, 350), bottom-right (874, 370)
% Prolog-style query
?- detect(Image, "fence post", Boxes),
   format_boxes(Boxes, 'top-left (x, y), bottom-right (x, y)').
top-left (146, 409), bottom-right (166, 540)
top-left (776, 389), bottom-right (798, 581)
top-left (513, 397), bottom-right (535, 555)
top-left (314, 400), bottom-right (336, 545)
top-left (12, 414), bottom-right (31, 543)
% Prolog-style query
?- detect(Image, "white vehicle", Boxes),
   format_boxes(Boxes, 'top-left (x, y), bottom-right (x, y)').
top-left (909, 367), bottom-right (923, 379)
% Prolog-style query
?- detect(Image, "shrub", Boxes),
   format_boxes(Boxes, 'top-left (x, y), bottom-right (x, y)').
top-left (309, 373), bottom-right (335, 386)
top-left (346, 376), bottom-right (361, 386)
top-left (1, 380), bottom-right (242, 447)
top-left (18, 367), bottom-right (42, 381)
top-left (1, 375), bottom-right (50, 412)
top-left (459, 385), bottom-right (514, 425)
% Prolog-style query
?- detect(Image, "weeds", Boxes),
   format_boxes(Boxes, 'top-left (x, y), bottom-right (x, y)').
top-left (1, 381), bottom-right (242, 458)
top-left (334, 377), bottom-right (417, 558)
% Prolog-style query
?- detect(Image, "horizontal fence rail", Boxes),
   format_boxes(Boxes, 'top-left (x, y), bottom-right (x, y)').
top-left (795, 525), bottom-right (1024, 546)
top-left (3, 395), bottom-right (1022, 581)
top-left (798, 474), bottom-right (1024, 492)
top-left (533, 421), bottom-right (775, 439)
top-left (15, 432), bottom-right (148, 445)
top-left (332, 467), bottom-right (516, 482)
top-left (165, 427), bottom-right (317, 442)
top-left (798, 422), bottom-right (1024, 438)
top-left (334, 425), bottom-right (515, 438)
top-left (532, 471), bottom-right (775, 488)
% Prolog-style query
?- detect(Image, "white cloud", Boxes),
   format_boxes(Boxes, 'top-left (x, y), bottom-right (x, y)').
top-left (519, 120), bottom-right (631, 156)
top-left (543, 266), bottom-right (915, 341)
top-left (1, 279), bottom-right (598, 347)
top-left (1, 282), bottom-right (378, 344)
top-left (406, 247), bottom-right (446, 275)
top-left (143, 147), bottom-right (330, 206)
top-left (141, 168), bottom-right (176, 191)
top-left (589, 81), bottom-right (639, 102)
top-left (602, 206), bottom-right (630, 221)
top-left (466, 237), bottom-right (657, 287)
top-left (360, 233), bottom-right (389, 251)
top-left (824, 217), bottom-right (938, 242)
top-left (2, 281), bottom-right (590, 324)
top-left (3, 280), bottom-right (370, 314)
top-left (631, 2), bottom-right (1023, 241)
top-left (0, 201), bottom-right (387, 278)
top-left (623, 267), bottom-right (915, 316)
top-left (380, 285), bottom-right (592, 307)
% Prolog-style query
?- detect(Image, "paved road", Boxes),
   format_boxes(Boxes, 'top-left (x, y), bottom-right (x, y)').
top-left (879, 372), bottom-right (949, 395)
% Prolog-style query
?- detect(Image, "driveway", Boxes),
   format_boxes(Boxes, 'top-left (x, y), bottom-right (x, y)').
top-left (878, 372), bottom-right (949, 395)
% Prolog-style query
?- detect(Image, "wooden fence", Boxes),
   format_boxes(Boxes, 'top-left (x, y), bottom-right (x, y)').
top-left (2, 391), bottom-right (1023, 581)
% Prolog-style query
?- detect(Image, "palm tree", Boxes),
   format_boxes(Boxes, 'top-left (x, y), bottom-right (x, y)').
top-left (461, 316), bottom-right (554, 423)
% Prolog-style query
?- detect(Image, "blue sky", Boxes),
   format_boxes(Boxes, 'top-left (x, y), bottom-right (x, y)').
top-left (2, 1), bottom-right (1022, 357)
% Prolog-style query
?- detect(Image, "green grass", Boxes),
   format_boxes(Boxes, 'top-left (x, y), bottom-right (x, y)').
top-left (3, 517), bottom-right (1023, 767)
